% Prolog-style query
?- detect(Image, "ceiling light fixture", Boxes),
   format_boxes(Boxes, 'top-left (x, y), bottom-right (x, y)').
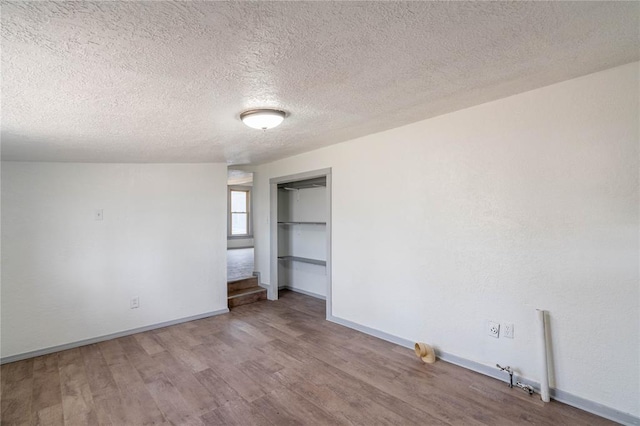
top-left (240, 109), bottom-right (286, 130)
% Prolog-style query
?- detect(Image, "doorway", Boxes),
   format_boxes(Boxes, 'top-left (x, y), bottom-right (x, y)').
top-left (269, 168), bottom-right (332, 319)
top-left (227, 169), bottom-right (254, 281)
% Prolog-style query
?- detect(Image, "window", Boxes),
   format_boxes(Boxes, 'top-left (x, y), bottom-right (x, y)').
top-left (229, 187), bottom-right (251, 237)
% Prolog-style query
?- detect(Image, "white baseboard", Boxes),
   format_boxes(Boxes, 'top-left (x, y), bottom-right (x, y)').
top-left (1, 308), bottom-right (230, 365)
top-left (279, 285), bottom-right (326, 300)
top-left (327, 314), bottom-right (639, 426)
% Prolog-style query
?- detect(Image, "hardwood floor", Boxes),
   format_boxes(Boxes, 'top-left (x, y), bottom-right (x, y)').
top-left (1, 291), bottom-right (613, 425)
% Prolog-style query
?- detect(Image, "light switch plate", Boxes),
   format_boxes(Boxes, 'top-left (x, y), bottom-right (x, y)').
top-left (503, 323), bottom-right (514, 339)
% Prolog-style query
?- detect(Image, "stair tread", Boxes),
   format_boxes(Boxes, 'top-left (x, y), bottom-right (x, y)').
top-left (228, 286), bottom-right (266, 299)
top-left (228, 286), bottom-right (267, 309)
top-left (228, 276), bottom-right (258, 284)
top-left (228, 276), bottom-right (260, 292)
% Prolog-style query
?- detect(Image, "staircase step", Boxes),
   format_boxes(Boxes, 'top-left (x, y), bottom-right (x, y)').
top-left (228, 286), bottom-right (267, 309)
top-left (227, 276), bottom-right (259, 293)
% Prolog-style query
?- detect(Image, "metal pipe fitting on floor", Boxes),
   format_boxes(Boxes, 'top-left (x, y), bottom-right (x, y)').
top-left (516, 382), bottom-right (534, 395)
top-left (496, 364), bottom-right (514, 388)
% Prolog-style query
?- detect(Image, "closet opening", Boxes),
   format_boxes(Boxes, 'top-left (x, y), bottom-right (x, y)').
top-left (269, 169), bottom-right (332, 319)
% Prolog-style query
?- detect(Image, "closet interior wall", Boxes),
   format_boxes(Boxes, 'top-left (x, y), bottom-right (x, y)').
top-left (277, 177), bottom-right (327, 299)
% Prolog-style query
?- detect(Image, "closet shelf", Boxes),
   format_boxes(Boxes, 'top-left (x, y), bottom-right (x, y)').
top-left (277, 221), bottom-right (326, 225)
top-left (277, 256), bottom-right (326, 266)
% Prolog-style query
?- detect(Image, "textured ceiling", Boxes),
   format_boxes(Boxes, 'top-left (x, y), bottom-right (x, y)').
top-left (227, 169), bottom-right (253, 186)
top-left (2, 1), bottom-right (638, 164)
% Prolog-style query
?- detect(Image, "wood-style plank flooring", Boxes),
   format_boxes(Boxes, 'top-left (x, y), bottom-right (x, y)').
top-left (1, 291), bottom-right (613, 425)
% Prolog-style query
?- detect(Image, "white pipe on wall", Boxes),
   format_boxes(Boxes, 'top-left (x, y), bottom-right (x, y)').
top-left (537, 309), bottom-right (551, 402)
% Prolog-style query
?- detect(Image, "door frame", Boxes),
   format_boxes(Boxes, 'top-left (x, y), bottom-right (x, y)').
top-left (269, 168), bottom-right (332, 319)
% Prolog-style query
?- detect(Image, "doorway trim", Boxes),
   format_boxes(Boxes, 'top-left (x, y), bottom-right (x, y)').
top-left (269, 168), bottom-right (332, 319)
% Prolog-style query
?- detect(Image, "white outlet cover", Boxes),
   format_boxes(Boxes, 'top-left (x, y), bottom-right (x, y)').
top-left (488, 321), bottom-right (500, 338)
top-left (504, 323), bottom-right (514, 339)
top-left (94, 209), bottom-right (104, 221)
top-left (130, 296), bottom-right (140, 309)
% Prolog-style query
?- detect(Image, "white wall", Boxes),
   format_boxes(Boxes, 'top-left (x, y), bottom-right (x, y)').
top-left (252, 62), bottom-right (639, 416)
top-left (227, 238), bottom-right (254, 249)
top-left (1, 162), bottom-right (228, 359)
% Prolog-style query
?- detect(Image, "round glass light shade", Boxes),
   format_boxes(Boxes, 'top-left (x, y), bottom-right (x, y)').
top-left (240, 109), bottom-right (286, 130)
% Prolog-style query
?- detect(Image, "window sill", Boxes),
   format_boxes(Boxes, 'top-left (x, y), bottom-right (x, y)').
top-left (227, 235), bottom-right (254, 240)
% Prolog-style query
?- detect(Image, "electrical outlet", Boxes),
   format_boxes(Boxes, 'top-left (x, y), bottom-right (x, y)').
top-left (94, 209), bottom-right (104, 221)
top-left (488, 321), bottom-right (500, 338)
top-left (130, 296), bottom-right (139, 309)
top-left (503, 323), bottom-right (514, 339)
